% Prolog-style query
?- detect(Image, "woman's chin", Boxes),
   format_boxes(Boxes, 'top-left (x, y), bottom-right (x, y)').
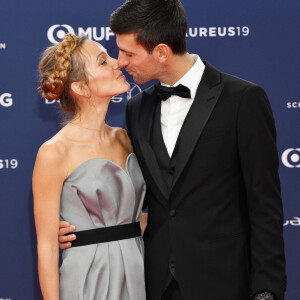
top-left (121, 82), bottom-right (131, 93)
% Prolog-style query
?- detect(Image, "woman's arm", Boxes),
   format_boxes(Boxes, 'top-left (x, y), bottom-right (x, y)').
top-left (33, 143), bottom-right (66, 300)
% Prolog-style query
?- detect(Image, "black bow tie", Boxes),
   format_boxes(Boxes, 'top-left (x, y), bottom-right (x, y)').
top-left (154, 83), bottom-right (191, 101)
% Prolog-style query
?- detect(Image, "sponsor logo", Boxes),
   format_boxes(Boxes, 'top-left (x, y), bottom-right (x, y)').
top-left (281, 148), bottom-right (300, 168)
top-left (0, 159), bottom-right (18, 169)
top-left (287, 102), bottom-right (300, 109)
top-left (44, 99), bottom-right (59, 105)
top-left (111, 82), bottom-right (142, 103)
top-left (186, 26), bottom-right (250, 38)
top-left (284, 217), bottom-right (300, 226)
top-left (47, 24), bottom-right (114, 44)
top-left (45, 83), bottom-right (142, 105)
top-left (0, 43), bottom-right (6, 49)
top-left (47, 24), bottom-right (250, 44)
top-left (0, 298), bottom-right (12, 300)
top-left (0, 93), bottom-right (13, 107)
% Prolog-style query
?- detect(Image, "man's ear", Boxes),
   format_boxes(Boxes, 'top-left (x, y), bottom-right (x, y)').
top-left (70, 81), bottom-right (90, 98)
top-left (153, 43), bottom-right (170, 63)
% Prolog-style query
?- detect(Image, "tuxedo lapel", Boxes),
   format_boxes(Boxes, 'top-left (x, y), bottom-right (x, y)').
top-left (136, 87), bottom-right (169, 202)
top-left (171, 62), bottom-right (224, 189)
top-left (137, 87), bottom-right (156, 141)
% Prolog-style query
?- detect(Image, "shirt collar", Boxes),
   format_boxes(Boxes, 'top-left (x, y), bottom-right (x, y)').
top-left (161, 54), bottom-right (205, 99)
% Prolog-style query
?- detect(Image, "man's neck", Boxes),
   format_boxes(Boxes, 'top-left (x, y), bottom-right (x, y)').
top-left (158, 53), bottom-right (196, 86)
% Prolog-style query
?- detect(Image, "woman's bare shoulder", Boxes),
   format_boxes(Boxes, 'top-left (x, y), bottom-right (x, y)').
top-left (35, 133), bottom-right (69, 171)
top-left (113, 127), bottom-right (133, 153)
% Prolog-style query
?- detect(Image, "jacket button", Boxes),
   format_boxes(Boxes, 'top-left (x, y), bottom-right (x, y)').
top-left (170, 261), bottom-right (175, 269)
top-left (168, 168), bottom-right (175, 175)
top-left (169, 210), bottom-right (176, 217)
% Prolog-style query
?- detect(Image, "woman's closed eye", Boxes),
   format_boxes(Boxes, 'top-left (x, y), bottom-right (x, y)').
top-left (98, 57), bottom-right (107, 66)
top-left (101, 59), bottom-right (107, 65)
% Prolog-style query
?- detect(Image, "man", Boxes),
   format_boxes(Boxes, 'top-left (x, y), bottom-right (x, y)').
top-left (59, 0), bottom-right (286, 299)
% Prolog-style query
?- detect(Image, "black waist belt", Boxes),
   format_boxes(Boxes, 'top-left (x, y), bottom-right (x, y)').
top-left (69, 222), bottom-right (141, 247)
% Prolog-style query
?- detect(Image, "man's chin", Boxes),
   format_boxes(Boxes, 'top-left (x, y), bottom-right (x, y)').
top-left (133, 76), bottom-right (147, 85)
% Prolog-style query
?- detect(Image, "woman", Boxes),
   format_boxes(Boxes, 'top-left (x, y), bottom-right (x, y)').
top-left (33, 33), bottom-right (146, 300)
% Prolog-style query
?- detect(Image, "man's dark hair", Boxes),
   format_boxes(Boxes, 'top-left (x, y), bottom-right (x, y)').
top-left (109, 0), bottom-right (187, 55)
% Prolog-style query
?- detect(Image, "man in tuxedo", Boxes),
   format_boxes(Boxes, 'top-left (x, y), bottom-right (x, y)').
top-left (59, 0), bottom-right (286, 299)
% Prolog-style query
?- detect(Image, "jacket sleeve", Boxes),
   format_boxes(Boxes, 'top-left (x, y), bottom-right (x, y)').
top-left (125, 98), bottom-right (148, 211)
top-left (237, 85), bottom-right (286, 300)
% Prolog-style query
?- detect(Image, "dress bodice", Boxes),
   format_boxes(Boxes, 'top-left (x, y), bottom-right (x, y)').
top-left (60, 153), bottom-right (146, 230)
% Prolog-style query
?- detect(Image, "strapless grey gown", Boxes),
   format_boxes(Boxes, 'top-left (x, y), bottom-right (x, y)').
top-left (59, 153), bottom-right (146, 300)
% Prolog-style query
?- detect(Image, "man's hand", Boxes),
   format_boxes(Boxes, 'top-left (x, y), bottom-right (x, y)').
top-left (140, 212), bottom-right (148, 237)
top-left (58, 221), bottom-right (76, 249)
top-left (252, 292), bottom-right (274, 300)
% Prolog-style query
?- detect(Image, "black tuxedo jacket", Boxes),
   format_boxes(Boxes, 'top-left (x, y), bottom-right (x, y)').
top-left (126, 62), bottom-right (286, 300)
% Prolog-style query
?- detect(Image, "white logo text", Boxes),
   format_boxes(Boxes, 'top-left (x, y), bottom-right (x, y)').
top-left (0, 93), bottom-right (13, 107)
top-left (282, 148), bottom-right (300, 168)
top-left (287, 102), bottom-right (300, 109)
top-left (284, 217), bottom-right (300, 226)
top-left (0, 159), bottom-right (18, 169)
top-left (48, 24), bottom-right (114, 44)
top-left (186, 26), bottom-right (250, 38)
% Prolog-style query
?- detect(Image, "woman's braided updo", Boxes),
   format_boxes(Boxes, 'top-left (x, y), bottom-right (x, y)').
top-left (39, 33), bottom-right (87, 113)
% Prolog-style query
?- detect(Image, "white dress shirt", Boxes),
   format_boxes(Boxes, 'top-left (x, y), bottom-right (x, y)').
top-left (160, 55), bottom-right (205, 157)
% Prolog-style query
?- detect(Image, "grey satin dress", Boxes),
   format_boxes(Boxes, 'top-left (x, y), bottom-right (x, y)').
top-left (59, 153), bottom-right (146, 300)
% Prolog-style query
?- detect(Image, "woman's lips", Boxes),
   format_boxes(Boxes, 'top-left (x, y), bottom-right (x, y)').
top-left (117, 72), bottom-right (125, 79)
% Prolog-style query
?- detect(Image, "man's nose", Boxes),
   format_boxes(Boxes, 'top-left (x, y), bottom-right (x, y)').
top-left (117, 52), bottom-right (128, 69)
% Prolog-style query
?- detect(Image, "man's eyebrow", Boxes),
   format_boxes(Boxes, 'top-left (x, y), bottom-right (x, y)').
top-left (120, 48), bottom-right (132, 54)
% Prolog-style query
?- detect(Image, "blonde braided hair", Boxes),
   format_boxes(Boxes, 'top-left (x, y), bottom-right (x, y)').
top-left (39, 33), bottom-right (87, 113)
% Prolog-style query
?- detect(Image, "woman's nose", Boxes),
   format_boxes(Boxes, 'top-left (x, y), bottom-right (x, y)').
top-left (111, 57), bottom-right (119, 69)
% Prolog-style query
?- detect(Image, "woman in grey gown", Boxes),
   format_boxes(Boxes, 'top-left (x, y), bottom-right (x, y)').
top-left (33, 33), bottom-right (146, 300)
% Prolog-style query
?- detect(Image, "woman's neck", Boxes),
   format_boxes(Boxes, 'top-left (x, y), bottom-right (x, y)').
top-left (68, 100), bottom-right (110, 140)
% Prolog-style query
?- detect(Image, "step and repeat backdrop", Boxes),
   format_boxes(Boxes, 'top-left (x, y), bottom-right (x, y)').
top-left (0, 0), bottom-right (299, 299)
